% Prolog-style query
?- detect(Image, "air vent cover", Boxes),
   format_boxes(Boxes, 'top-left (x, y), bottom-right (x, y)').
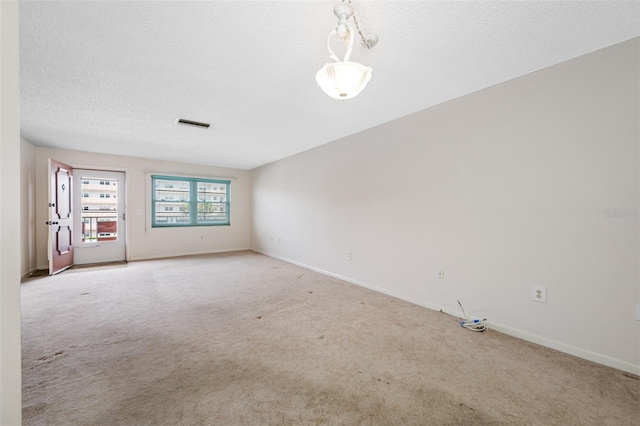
top-left (176, 118), bottom-right (211, 129)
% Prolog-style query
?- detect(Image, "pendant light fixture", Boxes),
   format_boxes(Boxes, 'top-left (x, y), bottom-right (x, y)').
top-left (315, 0), bottom-right (377, 100)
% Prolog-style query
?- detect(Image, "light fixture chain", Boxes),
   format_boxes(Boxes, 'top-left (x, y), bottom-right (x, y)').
top-left (348, 0), bottom-right (373, 49)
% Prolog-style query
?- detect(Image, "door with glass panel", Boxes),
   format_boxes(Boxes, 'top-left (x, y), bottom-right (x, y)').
top-left (72, 170), bottom-right (126, 265)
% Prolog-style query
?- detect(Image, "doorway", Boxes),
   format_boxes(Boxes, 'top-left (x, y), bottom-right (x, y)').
top-left (72, 169), bottom-right (126, 265)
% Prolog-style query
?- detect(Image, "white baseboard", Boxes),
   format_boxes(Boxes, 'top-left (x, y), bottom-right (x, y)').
top-left (484, 321), bottom-right (640, 376)
top-left (253, 249), bottom-right (640, 377)
top-left (130, 247), bottom-right (251, 262)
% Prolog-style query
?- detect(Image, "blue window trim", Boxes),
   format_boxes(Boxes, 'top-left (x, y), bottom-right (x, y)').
top-left (151, 175), bottom-right (231, 227)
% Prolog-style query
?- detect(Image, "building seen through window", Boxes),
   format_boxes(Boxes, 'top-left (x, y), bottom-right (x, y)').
top-left (152, 176), bottom-right (230, 227)
top-left (79, 177), bottom-right (118, 242)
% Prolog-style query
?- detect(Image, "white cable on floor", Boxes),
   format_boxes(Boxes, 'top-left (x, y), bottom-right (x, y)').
top-left (456, 300), bottom-right (487, 332)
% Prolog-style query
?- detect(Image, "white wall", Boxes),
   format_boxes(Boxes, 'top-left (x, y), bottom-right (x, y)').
top-left (251, 38), bottom-right (640, 373)
top-left (32, 147), bottom-right (251, 269)
top-left (21, 138), bottom-right (37, 276)
top-left (0, 0), bottom-right (22, 423)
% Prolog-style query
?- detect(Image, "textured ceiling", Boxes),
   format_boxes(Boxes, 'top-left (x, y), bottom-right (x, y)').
top-left (20, 1), bottom-right (639, 170)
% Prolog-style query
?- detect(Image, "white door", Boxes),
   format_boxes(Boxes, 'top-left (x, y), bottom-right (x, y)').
top-left (72, 170), bottom-right (126, 265)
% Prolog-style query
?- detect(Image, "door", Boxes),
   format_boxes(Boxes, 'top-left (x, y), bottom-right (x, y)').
top-left (48, 159), bottom-right (74, 275)
top-left (72, 169), bottom-right (126, 265)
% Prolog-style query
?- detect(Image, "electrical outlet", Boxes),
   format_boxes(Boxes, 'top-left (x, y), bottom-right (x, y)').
top-left (270, 236), bottom-right (273, 242)
top-left (636, 304), bottom-right (640, 321)
top-left (437, 269), bottom-right (445, 279)
top-left (347, 251), bottom-right (352, 260)
top-left (532, 286), bottom-right (546, 303)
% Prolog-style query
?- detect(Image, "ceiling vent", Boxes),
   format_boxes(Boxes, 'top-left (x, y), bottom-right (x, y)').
top-left (176, 118), bottom-right (211, 129)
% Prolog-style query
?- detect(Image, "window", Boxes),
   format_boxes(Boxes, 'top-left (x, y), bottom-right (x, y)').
top-left (152, 175), bottom-right (230, 227)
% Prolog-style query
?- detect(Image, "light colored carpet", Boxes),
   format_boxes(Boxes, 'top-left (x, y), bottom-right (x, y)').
top-left (22, 251), bottom-right (639, 425)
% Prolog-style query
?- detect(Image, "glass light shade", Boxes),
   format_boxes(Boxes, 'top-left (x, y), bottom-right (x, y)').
top-left (316, 61), bottom-right (372, 100)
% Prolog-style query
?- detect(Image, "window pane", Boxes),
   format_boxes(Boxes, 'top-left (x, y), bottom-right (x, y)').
top-left (155, 179), bottom-right (190, 202)
top-left (155, 200), bottom-right (189, 223)
top-left (80, 176), bottom-right (118, 242)
top-left (197, 182), bottom-right (226, 201)
top-left (197, 203), bottom-right (227, 223)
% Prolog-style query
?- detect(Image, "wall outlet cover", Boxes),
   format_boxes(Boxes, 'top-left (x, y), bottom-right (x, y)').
top-left (532, 285), bottom-right (546, 303)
